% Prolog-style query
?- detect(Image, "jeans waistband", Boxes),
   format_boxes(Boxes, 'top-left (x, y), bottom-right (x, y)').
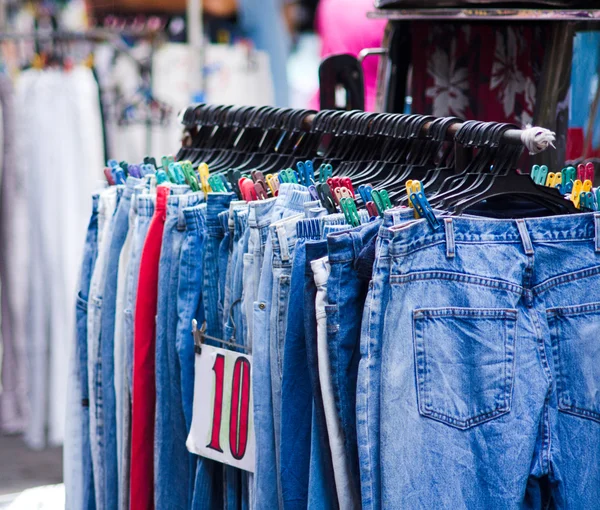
top-left (183, 203), bottom-right (207, 232)
top-left (311, 256), bottom-right (331, 288)
top-left (228, 200), bottom-right (248, 230)
top-left (297, 218), bottom-right (322, 240)
top-left (123, 176), bottom-right (143, 200)
top-left (271, 213), bottom-right (304, 262)
top-left (327, 218), bottom-right (382, 264)
top-left (167, 192), bottom-right (203, 230)
top-left (389, 212), bottom-right (600, 256)
top-left (207, 192), bottom-right (237, 234)
top-left (248, 198), bottom-right (277, 228)
top-left (99, 186), bottom-right (118, 217)
top-left (234, 209), bottom-right (249, 240)
top-left (276, 184), bottom-right (312, 213)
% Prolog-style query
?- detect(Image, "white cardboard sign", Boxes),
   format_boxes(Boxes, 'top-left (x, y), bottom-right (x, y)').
top-left (186, 344), bottom-right (255, 473)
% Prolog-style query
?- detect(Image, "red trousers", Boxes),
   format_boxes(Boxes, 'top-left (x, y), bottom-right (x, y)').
top-left (130, 185), bottom-right (168, 510)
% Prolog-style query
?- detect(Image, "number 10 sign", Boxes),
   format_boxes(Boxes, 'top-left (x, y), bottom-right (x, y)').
top-left (186, 344), bottom-right (255, 472)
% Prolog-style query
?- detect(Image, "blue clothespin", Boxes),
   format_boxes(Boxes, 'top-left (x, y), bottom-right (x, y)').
top-left (114, 167), bottom-right (126, 185)
top-left (108, 159), bottom-right (119, 169)
top-left (304, 160), bottom-right (315, 185)
top-left (319, 164), bottom-right (333, 183)
top-left (296, 162), bottom-right (307, 186)
top-left (410, 191), bottom-right (440, 230)
top-left (358, 184), bottom-right (373, 204)
top-left (156, 170), bottom-right (168, 184)
top-left (308, 184), bottom-right (319, 201)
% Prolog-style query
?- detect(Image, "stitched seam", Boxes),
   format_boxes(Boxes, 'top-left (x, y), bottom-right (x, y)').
top-left (392, 272), bottom-right (523, 295)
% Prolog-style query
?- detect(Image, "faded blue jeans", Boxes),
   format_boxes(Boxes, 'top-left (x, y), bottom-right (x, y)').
top-left (252, 184), bottom-right (310, 509)
top-left (65, 193), bottom-right (100, 510)
top-left (381, 213), bottom-right (600, 508)
top-left (99, 177), bottom-right (141, 510)
top-left (155, 190), bottom-right (203, 509)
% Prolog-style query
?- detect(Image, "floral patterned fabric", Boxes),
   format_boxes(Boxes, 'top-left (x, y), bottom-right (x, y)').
top-left (411, 24), bottom-right (547, 127)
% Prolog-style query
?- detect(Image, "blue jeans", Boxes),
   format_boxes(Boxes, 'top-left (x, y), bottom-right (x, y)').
top-left (155, 190), bottom-right (203, 509)
top-left (65, 193), bottom-right (100, 510)
top-left (204, 193), bottom-right (237, 339)
top-left (381, 213), bottom-right (600, 508)
top-left (121, 191), bottom-right (155, 510)
top-left (252, 184), bottom-right (310, 509)
top-left (87, 186), bottom-right (121, 510)
top-left (323, 219), bottom-right (383, 506)
top-left (304, 238), bottom-right (338, 510)
top-left (99, 177), bottom-right (141, 509)
top-left (279, 218), bottom-right (321, 509)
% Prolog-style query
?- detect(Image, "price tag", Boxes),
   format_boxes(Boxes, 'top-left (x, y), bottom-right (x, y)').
top-left (186, 344), bottom-right (255, 473)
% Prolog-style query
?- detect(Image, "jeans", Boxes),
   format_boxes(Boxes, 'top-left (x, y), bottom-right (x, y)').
top-left (120, 191), bottom-right (155, 510)
top-left (155, 190), bottom-right (203, 510)
top-left (204, 193), bottom-right (237, 339)
top-left (176, 204), bottom-right (224, 509)
top-left (279, 219), bottom-right (321, 509)
top-left (311, 255), bottom-right (357, 509)
top-left (87, 186), bottom-right (120, 510)
top-left (323, 219), bottom-right (382, 506)
top-left (356, 207), bottom-right (415, 510)
top-left (65, 193), bottom-right (100, 510)
top-left (252, 184), bottom-right (310, 509)
top-left (99, 177), bottom-right (141, 510)
top-left (304, 239), bottom-right (338, 510)
top-left (381, 213), bottom-right (600, 508)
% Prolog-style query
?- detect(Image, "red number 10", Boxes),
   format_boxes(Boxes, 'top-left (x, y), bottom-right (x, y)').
top-left (207, 355), bottom-right (251, 460)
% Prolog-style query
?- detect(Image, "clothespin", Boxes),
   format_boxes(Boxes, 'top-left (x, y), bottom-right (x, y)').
top-left (308, 185), bottom-right (319, 201)
top-left (208, 174), bottom-right (225, 192)
top-left (365, 201), bottom-right (379, 218)
top-left (104, 167), bottom-right (116, 185)
top-left (169, 163), bottom-right (186, 185)
top-left (340, 197), bottom-right (361, 227)
top-left (239, 177), bottom-right (258, 201)
top-left (114, 166), bottom-right (127, 185)
top-left (358, 184), bottom-right (373, 204)
top-left (296, 161), bottom-right (308, 186)
top-left (156, 169), bottom-right (168, 184)
top-left (577, 162), bottom-right (595, 184)
top-left (579, 191), bottom-right (595, 211)
top-left (108, 159), bottom-right (119, 169)
top-left (128, 165), bottom-right (142, 178)
top-left (319, 164), bottom-right (333, 183)
top-left (316, 182), bottom-right (337, 214)
top-left (531, 165), bottom-right (549, 186)
top-left (181, 161), bottom-right (200, 192)
top-left (410, 191), bottom-right (440, 230)
top-left (560, 166), bottom-right (576, 194)
top-left (371, 190), bottom-right (392, 217)
top-left (304, 161), bottom-right (315, 185)
top-left (266, 174), bottom-right (280, 196)
top-left (196, 163), bottom-right (210, 197)
top-left (341, 178), bottom-right (355, 198)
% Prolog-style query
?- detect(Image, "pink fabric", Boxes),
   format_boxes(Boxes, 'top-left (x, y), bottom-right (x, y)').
top-left (311, 0), bottom-right (386, 111)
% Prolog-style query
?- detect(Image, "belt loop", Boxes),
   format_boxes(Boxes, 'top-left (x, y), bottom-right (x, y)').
top-left (595, 213), bottom-right (600, 253)
top-left (177, 198), bottom-right (187, 230)
top-left (516, 219), bottom-right (534, 256)
top-left (444, 218), bottom-right (455, 258)
top-left (277, 225), bottom-right (290, 262)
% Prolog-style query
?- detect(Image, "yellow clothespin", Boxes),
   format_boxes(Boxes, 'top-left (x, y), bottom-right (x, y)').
top-left (407, 180), bottom-right (423, 217)
top-left (583, 179), bottom-right (593, 192)
top-left (198, 163), bottom-right (211, 198)
top-left (266, 174), bottom-right (279, 196)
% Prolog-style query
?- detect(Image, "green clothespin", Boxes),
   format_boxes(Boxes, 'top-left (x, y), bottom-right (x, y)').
top-left (340, 197), bottom-right (361, 227)
top-left (169, 163), bottom-right (185, 185)
top-left (181, 161), bottom-right (200, 192)
top-left (561, 166), bottom-right (577, 194)
top-left (371, 189), bottom-right (392, 217)
top-left (208, 174), bottom-right (226, 192)
top-left (319, 164), bottom-right (333, 183)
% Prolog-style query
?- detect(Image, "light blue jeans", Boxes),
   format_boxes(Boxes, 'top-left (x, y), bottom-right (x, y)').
top-left (87, 186), bottom-right (122, 510)
top-left (155, 190), bottom-right (203, 510)
top-left (381, 213), bottom-right (600, 508)
top-left (65, 193), bottom-right (100, 510)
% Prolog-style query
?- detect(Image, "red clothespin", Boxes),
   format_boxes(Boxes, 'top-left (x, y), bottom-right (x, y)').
top-left (239, 177), bottom-right (258, 201)
top-left (341, 177), bottom-right (355, 198)
top-left (366, 201), bottom-right (379, 218)
top-left (104, 167), bottom-right (116, 185)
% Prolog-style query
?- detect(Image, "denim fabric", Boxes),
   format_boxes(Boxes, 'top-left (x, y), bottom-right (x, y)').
top-left (223, 203), bottom-right (250, 343)
top-left (114, 183), bottom-right (145, 510)
top-left (204, 193), bottom-right (237, 339)
top-left (87, 186), bottom-right (120, 510)
top-left (99, 177), bottom-right (141, 509)
top-left (176, 204), bottom-right (224, 510)
top-left (252, 184), bottom-right (310, 509)
top-left (279, 218), bottom-right (321, 509)
top-left (381, 213), bottom-right (600, 508)
top-left (65, 193), bottom-right (100, 510)
top-left (155, 190), bottom-right (204, 510)
top-left (218, 208), bottom-right (233, 330)
top-left (243, 198), bottom-right (277, 351)
top-left (323, 219), bottom-right (382, 506)
top-left (312, 255), bottom-right (358, 509)
top-left (304, 239), bottom-right (338, 510)
top-left (120, 192), bottom-right (155, 510)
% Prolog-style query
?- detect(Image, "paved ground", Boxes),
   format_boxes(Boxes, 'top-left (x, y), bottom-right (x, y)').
top-left (0, 434), bottom-right (63, 497)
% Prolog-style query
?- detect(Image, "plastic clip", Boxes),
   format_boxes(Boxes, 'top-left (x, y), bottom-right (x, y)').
top-left (410, 191), bottom-right (440, 230)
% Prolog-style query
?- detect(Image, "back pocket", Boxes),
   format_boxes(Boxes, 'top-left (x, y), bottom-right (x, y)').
top-left (413, 307), bottom-right (517, 430)
top-left (548, 302), bottom-right (600, 423)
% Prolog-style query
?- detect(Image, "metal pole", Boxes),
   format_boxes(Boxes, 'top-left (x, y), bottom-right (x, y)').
top-left (187, 0), bottom-right (204, 99)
